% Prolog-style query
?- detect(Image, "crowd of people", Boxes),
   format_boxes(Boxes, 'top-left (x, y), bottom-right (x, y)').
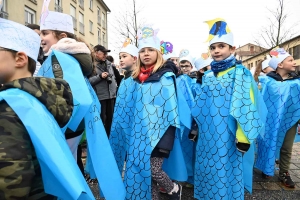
top-left (0, 2), bottom-right (300, 200)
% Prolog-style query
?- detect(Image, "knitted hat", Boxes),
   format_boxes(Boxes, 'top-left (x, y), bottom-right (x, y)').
top-left (268, 47), bottom-right (291, 70)
top-left (0, 18), bottom-right (40, 61)
top-left (120, 38), bottom-right (138, 57)
top-left (205, 18), bottom-right (233, 46)
top-left (137, 26), bottom-right (160, 51)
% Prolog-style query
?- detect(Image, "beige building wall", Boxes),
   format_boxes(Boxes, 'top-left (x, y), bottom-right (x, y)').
top-left (242, 36), bottom-right (300, 70)
top-left (0, 0), bottom-right (110, 48)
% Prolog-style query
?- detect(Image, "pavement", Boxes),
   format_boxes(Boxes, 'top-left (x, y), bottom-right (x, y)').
top-left (86, 142), bottom-right (300, 200)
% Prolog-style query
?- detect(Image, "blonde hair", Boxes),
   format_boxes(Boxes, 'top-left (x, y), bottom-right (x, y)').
top-left (132, 49), bottom-right (165, 79)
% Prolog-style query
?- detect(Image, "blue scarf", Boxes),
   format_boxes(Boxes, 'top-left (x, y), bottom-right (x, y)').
top-left (211, 54), bottom-right (236, 73)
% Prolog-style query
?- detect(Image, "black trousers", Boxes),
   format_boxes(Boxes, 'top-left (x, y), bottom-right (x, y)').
top-left (100, 98), bottom-right (115, 138)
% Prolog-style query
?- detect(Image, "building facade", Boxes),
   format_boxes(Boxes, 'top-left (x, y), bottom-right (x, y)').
top-left (0, 0), bottom-right (110, 48)
top-left (242, 35), bottom-right (300, 72)
top-left (235, 43), bottom-right (267, 61)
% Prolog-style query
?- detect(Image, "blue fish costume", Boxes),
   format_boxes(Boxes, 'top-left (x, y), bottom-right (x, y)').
top-left (255, 75), bottom-right (300, 176)
top-left (193, 18), bottom-right (267, 199)
top-left (176, 74), bottom-right (195, 183)
top-left (38, 49), bottom-right (125, 200)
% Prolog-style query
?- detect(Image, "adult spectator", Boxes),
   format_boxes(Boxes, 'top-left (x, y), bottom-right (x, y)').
top-left (89, 45), bottom-right (117, 137)
top-left (106, 55), bottom-right (123, 87)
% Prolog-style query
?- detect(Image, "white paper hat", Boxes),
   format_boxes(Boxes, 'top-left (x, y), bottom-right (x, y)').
top-left (0, 18), bottom-right (40, 61)
top-left (40, 11), bottom-right (74, 34)
top-left (268, 48), bottom-right (291, 70)
top-left (195, 53), bottom-right (213, 70)
top-left (137, 26), bottom-right (160, 51)
top-left (179, 49), bottom-right (195, 67)
top-left (262, 59), bottom-right (271, 70)
top-left (120, 38), bottom-right (138, 57)
top-left (205, 18), bottom-right (234, 46)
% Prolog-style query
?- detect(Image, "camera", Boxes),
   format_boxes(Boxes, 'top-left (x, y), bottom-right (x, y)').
top-left (106, 74), bottom-right (113, 84)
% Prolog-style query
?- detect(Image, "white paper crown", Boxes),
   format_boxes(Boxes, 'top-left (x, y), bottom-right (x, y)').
top-left (0, 18), bottom-right (40, 61)
top-left (195, 53), bottom-right (213, 70)
top-left (163, 52), bottom-right (177, 60)
top-left (137, 26), bottom-right (160, 51)
top-left (205, 18), bottom-right (234, 46)
top-left (120, 38), bottom-right (138, 57)
top-left (179, 49), bottom-right (195, 67)
top-left (40, 11), bottom-right (74, 34)
top-left (268, 47), bottom-right (291, 70)
top-left (262, 59), bottom-right (271, 70)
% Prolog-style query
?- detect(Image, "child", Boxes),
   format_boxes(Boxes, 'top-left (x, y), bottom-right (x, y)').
top-left (178, 49), bottom-right (195, 75)
top-left (191, 18), bottom-right (266, 199)
top-left (256, 48), bottom-right (300, 188)
top-left (37, 7), bottom-right (125, 199)
top-left (0, 16), bottom-right (94, 199)
top-left (194, 53), bottom-right (213, 84)
top-left (161, 40), bottom-right (180, 74)
top-left (261, 58), bottom-right (274, 74)
top-left (109, 38), bottom-right (138, 172)
top-left (115, 26), bottom-right (189, 200)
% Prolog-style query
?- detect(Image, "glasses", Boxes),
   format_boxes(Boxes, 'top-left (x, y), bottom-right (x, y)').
top-left (180, 65), bottom-right (191, 69)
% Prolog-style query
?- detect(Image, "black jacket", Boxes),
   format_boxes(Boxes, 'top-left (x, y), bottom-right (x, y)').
top-left (267, 71), bottom-right (300, 81)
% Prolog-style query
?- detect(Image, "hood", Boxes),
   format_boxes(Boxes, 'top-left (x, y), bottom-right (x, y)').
top-left (144, 61), bottom-right (178, 83)
top-left (0, 77), bottom-right (73, 127)
top-left (267, 71), bottom-right (300, 81)
top-left (48, 38), bottom-right (93, 76)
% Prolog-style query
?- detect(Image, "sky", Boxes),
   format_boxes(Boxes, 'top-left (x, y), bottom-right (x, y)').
top-left (105, 0), bottom-right (300, 64)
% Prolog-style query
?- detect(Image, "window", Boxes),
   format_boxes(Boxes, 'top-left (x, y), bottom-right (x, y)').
top-left (55, 0), bottom-right (62, 5)
top-left (102, 31), bottom-right (105, 46)
top-left (24, 7), bottom-right (36, 25)
top-left (89, 0), bottom-right (93, 10)
top-left (97, 28), bottom-right (101, 44)
top-left (102, 12), bottom-right (105, 28)
top-left (0, 0), bottom-right (8, 19)
top-left (70, 5), bottom-right (77, 30)
top-left (55, 0), bottom-right (63, 12)
top-left (79, 0), bottom-right (84, 9)
top-left (293, 45), bottom-right (300, 60)
top-left (79, 12), bottom-right (84, 34)
top-left (1, 0), bottom-right (7, 12)
top-left (97, 7), bottom-right (101, 25)
top-left (89, 20), bottom-right (93, 33)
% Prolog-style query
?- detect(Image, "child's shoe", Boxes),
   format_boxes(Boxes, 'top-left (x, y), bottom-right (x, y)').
top-left (168, 183), bottom-right (182, 200)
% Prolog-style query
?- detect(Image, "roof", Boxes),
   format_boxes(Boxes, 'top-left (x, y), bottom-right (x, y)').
top-left (243, 34), bottom-right (300, 62)
top-left (97, 0), bottom-right (111, 12)
top-left (236, 43), bottom-right (267, 51)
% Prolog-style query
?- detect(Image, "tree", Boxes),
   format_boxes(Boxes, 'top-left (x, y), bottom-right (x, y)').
top-left (109, 0), bottom-right (146, 48)
top-left (253, 0), bottom-right (297, 49)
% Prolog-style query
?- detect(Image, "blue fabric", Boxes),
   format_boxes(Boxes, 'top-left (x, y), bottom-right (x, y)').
top-left (243, 143), bottom-right (255, 194)
top-left (210, 54), bottom-right (236, 73)
top-left (38, 51), bottom-right (125, 200)
top-left (0, 89), bottom-right (94, 200)
top-left (191, 64), bottom-right (267, 199)
top-left (111, 72), bottom-right (188, 199)
top-left (255, 77), bottom-right (300, 176)
top-left (176, 74), bottom-right (195, 180)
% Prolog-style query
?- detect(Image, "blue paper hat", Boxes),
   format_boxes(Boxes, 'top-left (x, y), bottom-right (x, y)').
top-left (137, 26), bottom-right (160, 51)
top-left (205, 18), bottom-right (234, 46)
top-left (0, 18), bottom-right (40, 61)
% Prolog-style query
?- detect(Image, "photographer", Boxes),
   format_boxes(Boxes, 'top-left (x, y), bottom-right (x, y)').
top-left (89, 45), bottom-right (117, 137)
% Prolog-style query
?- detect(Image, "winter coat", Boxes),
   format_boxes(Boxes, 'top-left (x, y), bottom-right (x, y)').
top-left (0, 77), bottom-right (73, 199)
top-left (89, 60), bottom-right (117, 100)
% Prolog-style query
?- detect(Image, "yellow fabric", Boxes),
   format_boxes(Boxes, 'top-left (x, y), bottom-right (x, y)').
top-left (216, 66), bottom-right (255, 144)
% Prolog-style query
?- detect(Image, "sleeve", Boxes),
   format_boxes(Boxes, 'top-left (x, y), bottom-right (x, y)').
top-left (113, 66), bottom-right (122, 87)
top-left (89, 74), bottom-right (102, 86)
top-left (0, 101), bottom-right (36, 199)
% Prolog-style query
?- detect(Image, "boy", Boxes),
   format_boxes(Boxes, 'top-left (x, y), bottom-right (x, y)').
top-left (261, 58), bottom-right (274, 74)
top-left (0, 16), bottom-right (93, 199)
top-left (179, 49), bottom-right (195, 75)
top-left (256, 48), bottom-right (300, 188)
top-left (191, 18), bottom-right (266, 199)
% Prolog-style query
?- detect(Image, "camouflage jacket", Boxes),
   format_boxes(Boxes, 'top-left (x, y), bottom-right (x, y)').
top-left (0, 77), bottom-right (73, 200)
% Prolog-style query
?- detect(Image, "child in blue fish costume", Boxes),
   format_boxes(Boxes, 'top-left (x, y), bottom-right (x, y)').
top-left (191, 18), bottom-right (267, 200)
top-left (109, 38), bottom-right (139, 173)
top-left (0, 17), bottom-right (94, 199)
top-left (37, 9), bottom-right (125, 200)
top-left (255, 48), bottom-right (300, 188)
top-left (112, 27), bottom-right (189, 200)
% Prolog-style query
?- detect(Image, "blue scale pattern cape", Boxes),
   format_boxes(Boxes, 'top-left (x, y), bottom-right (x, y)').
top-left (255, 77), bottom-right (300, 176)
top-left (176, 74), bottom-right (195, 182)
top-left (109, 76), bottom-right (137, 173)
top-left (111, 72), bottom-right (189, 199)
top-left (38, 51), bottom-right (125, 200)
top-left (0, 89), bottom-right (94, 200)
top-left (191, 64), bottom-right (266, 199)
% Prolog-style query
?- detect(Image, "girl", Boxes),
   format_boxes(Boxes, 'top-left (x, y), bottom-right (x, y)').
top-left (191, 18), bottom-right (266, 200)
top-left (38, 9), bottom-right (125, 199)
top-left (117, 27), bottom-right (189, 200)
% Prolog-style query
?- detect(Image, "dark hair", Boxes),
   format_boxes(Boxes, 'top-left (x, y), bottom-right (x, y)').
top-left (52, 30), bottom-right (76, 40)
top-left (254, 60), bottom-right (263, 82)
top-left (106, 55), bottom-right (114, 63)
top-left (5, 48), bottom-right (36, 75)
top-left (179, 60), bottom-right (191, 65)
top-left (26, 24), bottom-right (40, 30)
